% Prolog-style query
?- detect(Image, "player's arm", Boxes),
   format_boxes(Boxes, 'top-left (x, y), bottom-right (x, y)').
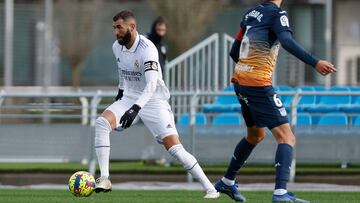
top-left (116, 68), bottom-right (124, 101)
top-left (278, 31), bottom-right (336, 75)
top-left (120, 43), bottom-right (160, 129)
top-left (113, 42), bottom-right (125, 101)
top-left (278, 31), bottom-right (318, 67)
top-left (134, 61), bottom-right (159, 108)
top-left (273, 12), bottom-right (336, 75)
top-left (230, 18), bottom-right (246, 63)
top-left (119, 63), bottom-right (158, 128)
top-left (229, 27), bottom-right (245, 63)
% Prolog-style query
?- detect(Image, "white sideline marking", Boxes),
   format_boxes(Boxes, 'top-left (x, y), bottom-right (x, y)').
top-left (1, 182), bottom-right (360, 192)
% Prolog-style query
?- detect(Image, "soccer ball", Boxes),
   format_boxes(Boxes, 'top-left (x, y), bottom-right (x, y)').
top-left (68, 171), bottom-right (96, 197)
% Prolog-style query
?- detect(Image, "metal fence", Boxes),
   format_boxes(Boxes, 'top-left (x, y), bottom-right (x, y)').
top-left (166, 33), bottom-right (219, 117)
top-left (1, 89), bottom-right (360, 179)
top-left (165, 33), bottom-right (236, 118)
top-left (165, 33), bottom-right (312, 119)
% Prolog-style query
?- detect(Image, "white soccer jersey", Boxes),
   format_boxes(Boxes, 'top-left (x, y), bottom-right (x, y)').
top-left (112, 33), bottom-right (170, 107)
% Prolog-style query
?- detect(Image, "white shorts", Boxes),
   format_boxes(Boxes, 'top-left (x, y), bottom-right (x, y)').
top-left (105, 96), bottom-right (179, 143)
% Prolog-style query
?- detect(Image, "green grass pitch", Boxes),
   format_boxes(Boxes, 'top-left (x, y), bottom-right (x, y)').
top-left (0, 189), bottom-right (359, 203)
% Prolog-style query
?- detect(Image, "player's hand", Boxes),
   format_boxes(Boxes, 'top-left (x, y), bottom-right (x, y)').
top-left (120, 104), bottom-right (141, 128)
top-left (315, 60), bottom-right (337, 76)
top-left (115, 89), bottom-right (124, 101)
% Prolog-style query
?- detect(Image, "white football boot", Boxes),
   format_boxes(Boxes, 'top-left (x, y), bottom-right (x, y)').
top-left (204, 189), bottom-right (220, 199)
top-left (95, 176), bottom-right (112, 193)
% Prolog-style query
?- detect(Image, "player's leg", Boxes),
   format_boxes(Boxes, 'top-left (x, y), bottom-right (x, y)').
top-left (96, 111), bottom-right (118, 177)
top-left (223, 126), bottom-right (265, 184)
top-left (250, 86), bottom-right (308, 203)
top-left (225, 85), bottom-right (264, 182)
top-left (215, 127), bottom-right (263, 202)
top-left (139, 99), bottom-right (219, 198)
top-left (162, 135), bottom-right (219, 198)
top-left (270, 124), bottom-right (308, 203)
top-left (271, 123), bottom-right (295, 195)
top-left (95, 98), bottom-right (134, 193)
top-left (215, 84), bottom-right (259, 202)
top-left (94, 110), bottom-right (115, 193)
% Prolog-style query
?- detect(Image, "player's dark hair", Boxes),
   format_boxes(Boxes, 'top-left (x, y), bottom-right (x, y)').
top-left (113, 10), bottom-right (135, 22)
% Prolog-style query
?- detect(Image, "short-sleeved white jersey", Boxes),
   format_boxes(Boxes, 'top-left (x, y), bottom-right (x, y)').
top-left (112, 33), bottom-right (170, 103)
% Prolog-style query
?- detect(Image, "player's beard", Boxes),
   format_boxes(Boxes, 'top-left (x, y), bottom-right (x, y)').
top-left (117, 29), bottom-right (131, 46)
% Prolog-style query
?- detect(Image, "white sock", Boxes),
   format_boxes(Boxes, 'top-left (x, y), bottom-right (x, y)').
top-left (221, 177), bottom-right (235, 186)
top-left (95, 117), bottom-right (112, 178)
top-left (274, 188), bottom-right (287, 195)
top-left (168, 144), bottom-right (216, 192)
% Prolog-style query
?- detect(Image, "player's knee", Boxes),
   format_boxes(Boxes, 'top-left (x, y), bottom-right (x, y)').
top-left (276, 132), bottom-right (296, 146)
top-left (95, 117), bottom-right (112, 135)
top-left (100, 110), bottom-right (117, 129)
top-left (289, 135), bottom-right (296, 146)
top-left (246, 134), bottom-right (265, 145)
top-left (95, 116), bottom-right (111, 130)
top-left (246, 127), bottom-right (265, 145)
top-left (162, 135), bottom-right (181, 150)
top-left (271, 124), bottom-right (296, 146)
top-left (95, 117), bottom-right (112, 146)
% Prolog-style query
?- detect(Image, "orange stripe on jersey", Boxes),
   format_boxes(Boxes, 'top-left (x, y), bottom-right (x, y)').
top-left (231, 41), bottom-right (280, 86)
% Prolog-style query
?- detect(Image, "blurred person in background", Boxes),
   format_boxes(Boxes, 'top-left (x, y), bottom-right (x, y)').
top-left (146, 16), bottom-right (167, 78)
top-left (214, 0), bottom-right (336, 202)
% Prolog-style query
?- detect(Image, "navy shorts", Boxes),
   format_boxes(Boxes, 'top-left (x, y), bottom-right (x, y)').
top-left (234, 83), bottom-right (289, 129)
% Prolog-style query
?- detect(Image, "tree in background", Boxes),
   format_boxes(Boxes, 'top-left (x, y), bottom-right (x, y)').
top-left (54, 0), bottom-right (103, 88)
top-left (147, 0), bottom-right (219, 53)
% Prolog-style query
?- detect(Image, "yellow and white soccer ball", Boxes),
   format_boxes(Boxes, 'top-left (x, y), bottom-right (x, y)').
top-left (68, 171), bottom-right (96, 197)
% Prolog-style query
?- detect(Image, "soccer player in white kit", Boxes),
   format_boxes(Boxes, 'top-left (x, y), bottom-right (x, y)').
top-left (94, 10), bottom-right (219, 199)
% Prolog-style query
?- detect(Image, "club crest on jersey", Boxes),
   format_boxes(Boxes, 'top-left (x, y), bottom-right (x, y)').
top-left (280, 15), bottom-right (289, 27)
top-left (134, 60), bottom-right (140, 69)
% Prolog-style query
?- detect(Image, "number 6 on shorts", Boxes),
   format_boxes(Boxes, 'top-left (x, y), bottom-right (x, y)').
top-left (273, 94), bottom-right (283, 107)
